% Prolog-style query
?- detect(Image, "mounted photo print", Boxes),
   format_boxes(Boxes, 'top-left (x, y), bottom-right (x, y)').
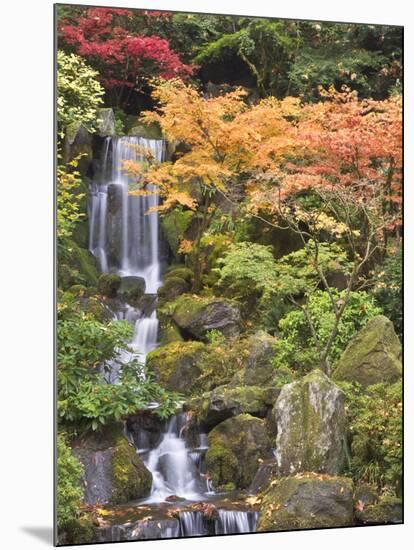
top-left (54, 3), bottom-right (403, 546)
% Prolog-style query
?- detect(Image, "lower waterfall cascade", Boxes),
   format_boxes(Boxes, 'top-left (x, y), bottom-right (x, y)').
top-left (89, 135), bottom-right (259, 540)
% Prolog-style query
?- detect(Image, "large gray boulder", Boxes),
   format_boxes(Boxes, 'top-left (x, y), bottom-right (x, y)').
top-left (172, 295), bottom-right (241, 341)
top-left (72, 424), bottom-right (152, 505)
top-left (333, 315), bottom-right (402, 388)
top-left (205, 413), bottom-right (272, 490)
top-left (257, 474), bottom-right (354, 531)
top-left (274, 369), bottom-right (346, 475)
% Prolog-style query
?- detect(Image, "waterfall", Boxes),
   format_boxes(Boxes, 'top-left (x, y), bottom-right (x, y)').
top-left (215, 511), bottom-right (259, 534)
top-left (89, 135), bottom-right (166, 292)
top-left (141, 413), bottom-right (209, 503)
top-left (89, 135), bottom-right (166, 369)
top-left (179, 512), bottom-right (208, 536)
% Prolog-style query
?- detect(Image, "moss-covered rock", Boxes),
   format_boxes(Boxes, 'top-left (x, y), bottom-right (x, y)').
top-left (186, 385), bottom-right (278, 430)
top-left (128, 122), bottom-right (163, 139)
top-left (159, 319), bottom-right (184, 346)
top-left (205, 414), bottom-right (272, 489)
top-left (157, 276), bottom-right (189, 302)
top-left (256, 474), bottom-right (354, 531)
top-left (72, 424), bottom-right (152, 506)
top-left (161, 209), bottom-right (194, 259)
top-left (98, 273), bottom-right (121, 298)
top-left (172, 294), bottom-right (241, 341)
top-left (146, 341), bottom-right (207, 394)
top-left (119, 276), bottom-right (146, 305)
top-left (111, 435), bottom-right (152, 504)
top-left (333, 315), bottom-right (402, 388)
top-left (354, 495), bottom-right (402, 525)
top-left (228, 331), bottom-right (278, 387)
top-left (274, 369), bottom-right (347, 475)
top-left (165, 265), bottom-right (194, 283)
top-left (63, 240), bottom-right (99, 288)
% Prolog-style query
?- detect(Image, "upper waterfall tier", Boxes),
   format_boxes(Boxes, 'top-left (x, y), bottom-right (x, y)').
top-left (89, 136), bottom-right (167, 294)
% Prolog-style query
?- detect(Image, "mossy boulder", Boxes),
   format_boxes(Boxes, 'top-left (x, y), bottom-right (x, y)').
top-left (274, 369), bottom-right (346, 475)
top-left (63, 240), bottom-right (99, 288)
top-left (73, 424), bottom-right (152, 505)
top-left (333, 315), bottom-right (402, 388)
top-left (98, 273), bottom-right (122, 298)
top-left (119, 276), bottom-right (146, 305)
top-left (161, 210), bottom-right (194, 259)
top-left (165, 265), bottom-right (194, 284)
top-left (146, 341), bottom-right (207, 394)
top-left (159, 319), bottom-right (184, 345)
top-left (186, 385), bottom-right (278, 430)
top-left (157, 276), bottom-right (189, 302)
top-left (128, 122), bottom-right (163, 139)
top-left (172, 294), bottom-right (241, 341)
top-left (354, 495), bottom-right (402, 525)
top-left (256, 474), bottom-right (354, 531)
top-left (205, 414), bottom-right (272, 490)
top-left (229, 331), bottom-right (278, 387)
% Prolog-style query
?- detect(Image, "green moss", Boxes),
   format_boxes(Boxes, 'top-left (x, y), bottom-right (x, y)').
top-left (111, 436), bottom-right (152, 504)
top-left (161, 209), bottom-right (194, 259)
top-left (206, 414), bottom-right (271, 489)
top-left (334, 315), bottom-right (402, 388)
top-left (159, 319), bottom-right (184, 345)
top-left (357, 496), bottom-right (402, 525)
top-left (165, 266), bottom-right (194, 283)
top-left (257, 474), bottom-right (354, 532)
top-left (157, 276), bottom-right (189, 302)
top-left (67, 240), bottom-right (99, 287)
top-left (98, 273), bottom-right (121, 297)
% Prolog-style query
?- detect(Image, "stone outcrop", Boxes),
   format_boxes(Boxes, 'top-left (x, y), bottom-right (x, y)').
top-left (333, 315), bottom-right (402, 388)
top-left (274, 369), bottom-right (346, 475)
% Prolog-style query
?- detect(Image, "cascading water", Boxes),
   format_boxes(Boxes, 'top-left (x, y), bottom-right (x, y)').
top-left (89, 135), bottom-right (166, 369)
top-left (89, 134), bottom-right (259, 541)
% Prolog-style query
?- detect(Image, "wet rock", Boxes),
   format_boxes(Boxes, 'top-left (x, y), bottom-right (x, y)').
top-left (97, 108), bottom-right (116, 136)
top-left (353, 483), bottom-right (379, 508)
top-left (126, 412), bottom-right (164, 450)
top-left (274, 369), bottom-right (346, 475)
top-left (354, 495), bottom-right (402, 525)
top-left (249, 459), bottom-right (279, 494)
top-left (256, 474), bottom-right (354, 531)
top-left (333, 315), bottom-right (402, 388)
top-left (72, 424), bottom-right (152, 505)
top-left (161, 210), bottom-right (194, 260)
top-left (95, 518), bottom-right (180, 542)
top-left (172, 294), bottom-right (241, 341)
top-left (206, 414), bottom-right (272, 490)
top-left (119, 276), bottom-right (146, 305)
top-left (186, 385), bottom-right (278, 430)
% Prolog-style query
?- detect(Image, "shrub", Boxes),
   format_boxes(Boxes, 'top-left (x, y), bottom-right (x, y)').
top-left (372, 246), bottom-right (402, 338)
top-left (57, 50), bottom-right (104, 137)
top-left (56, 433), bottom-right (84, 529)
top-left (340, 381), bottom-right (402, 495)
top-left (273, 290), bottom-right (382, 373)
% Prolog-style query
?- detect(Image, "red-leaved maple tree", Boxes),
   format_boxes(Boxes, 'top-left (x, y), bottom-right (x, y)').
top-left (59, 8), bottom-right (193, 106)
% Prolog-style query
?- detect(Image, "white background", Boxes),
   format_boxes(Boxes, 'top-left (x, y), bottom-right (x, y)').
top-left (0, 0), bottom-right (412, 549)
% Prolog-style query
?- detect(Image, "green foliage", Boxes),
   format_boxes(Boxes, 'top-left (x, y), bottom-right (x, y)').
top-left (57, 50), bottom-right (104, 137)
top-left (205, 329), bottom-right (226, 346)
top-left (216, 241), bottom-right (277, 300)
top-left (56, 433), bottom-right (84, 529)
top-left (57, 303), bottom-right (181, 432)
top-left (372, 246), bottom-right (402, 338)
top-left (340, 381), bottom-right (402, 494)
top-left (57, 155), bottom-right (85, 242)
top-left (273, 290), bottom-right (382, 373)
